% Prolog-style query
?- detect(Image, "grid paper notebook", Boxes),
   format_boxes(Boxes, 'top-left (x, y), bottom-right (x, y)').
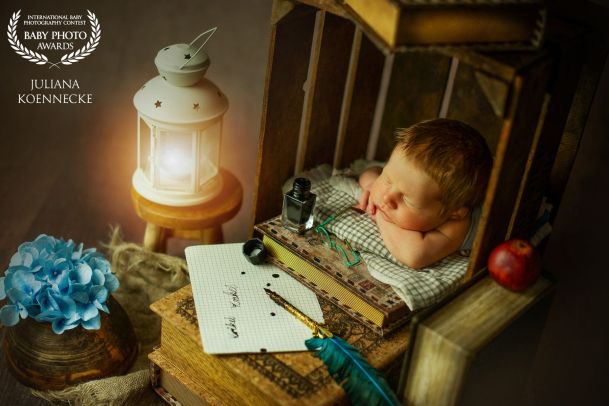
top-left (185, 243), bottom-right (324, 355)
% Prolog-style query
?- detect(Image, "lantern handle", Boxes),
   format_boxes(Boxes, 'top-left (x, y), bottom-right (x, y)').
top-left (180, 27), bottom-right (217, 70)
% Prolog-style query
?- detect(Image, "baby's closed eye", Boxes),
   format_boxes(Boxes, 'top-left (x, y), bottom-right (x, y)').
top-left (402, 195), bottom-right (422, 209)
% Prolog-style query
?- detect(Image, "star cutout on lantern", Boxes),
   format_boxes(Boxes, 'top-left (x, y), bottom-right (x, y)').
top-left (154, 100), bottom-right (162, 108)
top-left (184, 54), bottom-right (191, 60)
top-left (193, 103), bottom-right (200, 110)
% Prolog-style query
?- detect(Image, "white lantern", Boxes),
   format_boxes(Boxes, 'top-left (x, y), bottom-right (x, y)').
top-left (132, 29), bottom-right (228, 206)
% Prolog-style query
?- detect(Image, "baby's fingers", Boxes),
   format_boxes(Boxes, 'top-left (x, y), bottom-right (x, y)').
top-left (358, 190), bottom-right (370, 210)
top-left (367, 202), bottom-right (377, 215)
top-left (366, 203), bottom-right (378, 223)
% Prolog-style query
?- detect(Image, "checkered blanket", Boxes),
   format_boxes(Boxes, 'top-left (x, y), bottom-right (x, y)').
top-left (311, 178), bottom-right (469, 310)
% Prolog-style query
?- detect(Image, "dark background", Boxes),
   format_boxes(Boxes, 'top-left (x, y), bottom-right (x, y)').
top-left (0, 0), bottom-right (608, 404)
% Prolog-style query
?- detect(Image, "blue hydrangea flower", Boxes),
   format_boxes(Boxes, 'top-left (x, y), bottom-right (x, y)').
top-left (0, 235), bottom-right (119, 333)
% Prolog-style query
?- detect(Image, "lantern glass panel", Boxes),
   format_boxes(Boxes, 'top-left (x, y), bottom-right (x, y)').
top-left (139, 118), bottom-right (153, 183)
top-left (198, 120), bottom-right (221, 187)
top-left (156, 129), bottom-right (193, 191)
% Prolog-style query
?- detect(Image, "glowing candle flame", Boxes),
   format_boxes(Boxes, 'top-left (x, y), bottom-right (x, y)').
top-left (160, 148), bottom-right (191, 180)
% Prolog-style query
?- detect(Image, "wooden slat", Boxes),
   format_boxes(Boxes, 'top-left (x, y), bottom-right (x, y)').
top-left (294, 10), bottom-right (324, 173)
top-left (302, 12), bottom-right (355, 170)
top-left (375, 52), bottom-right (452, 161)
top-left (447, 62), bottom-right (505, 152)
top-left (404, 276), bottom-right (553, 406)
top-left (333, 28), bottom-right (363, 168)
top-left (467, 57), bottom-right (553, 277)
top-left (252, 4), bottom-right (317, 227)
top-left (296, 0), bottom-right (349, 18)
top-left (510, 33), bottom-right (587, 240)
top-left (548, 27), bottom-right (608, 224)
top-left (507, 94), bottom-right (549, 239)
top-left (437, 57), bottom-right (459, 118)
top-left (438, 48), bottom-right (548, 83)
top-left (338, 31), bottom-right (385, 167)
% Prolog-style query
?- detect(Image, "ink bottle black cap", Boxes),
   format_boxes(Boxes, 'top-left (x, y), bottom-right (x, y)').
top-left (281, 177), bottom-right (316, 234)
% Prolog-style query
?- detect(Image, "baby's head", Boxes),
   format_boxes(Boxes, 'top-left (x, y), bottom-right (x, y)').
top-left (370, 118), bottom-right (492, 231)
top-left (396, 118), bottom-right (493, 215)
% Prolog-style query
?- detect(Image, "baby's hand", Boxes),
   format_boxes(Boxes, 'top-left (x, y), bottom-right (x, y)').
top-left (357, 190), bottom-right (377, 221)
top-left (357, 166), bottom-right (382, 221)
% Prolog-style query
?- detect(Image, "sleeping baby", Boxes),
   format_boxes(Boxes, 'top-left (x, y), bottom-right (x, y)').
top-left (357, 118), bottom-right (493, 269)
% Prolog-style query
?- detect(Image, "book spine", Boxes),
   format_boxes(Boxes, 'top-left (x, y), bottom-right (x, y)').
top-left (263, 235), bottom-right (391, 335)
top-left (150, 347), bottom-right (217, 406)
top-left (149, 353), bottom-right (180, 406)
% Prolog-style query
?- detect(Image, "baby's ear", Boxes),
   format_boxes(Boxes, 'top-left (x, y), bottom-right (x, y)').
top-left (449, 206), bottom-right (470, 221)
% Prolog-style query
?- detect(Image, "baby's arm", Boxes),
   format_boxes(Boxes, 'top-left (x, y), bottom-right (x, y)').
top-left (375, 214), bottom-right (470, 269)
top-left (359, 166), bottom-right (382, 190)
top-left (357, 166), bottom-right (382, 215)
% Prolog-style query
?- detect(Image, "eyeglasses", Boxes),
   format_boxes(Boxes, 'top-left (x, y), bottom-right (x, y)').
top-left (315, 213), bottom-right (361, 267)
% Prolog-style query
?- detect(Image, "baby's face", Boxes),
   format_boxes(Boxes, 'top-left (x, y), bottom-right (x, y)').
top-left (369, 150), bottom-right (447, 232)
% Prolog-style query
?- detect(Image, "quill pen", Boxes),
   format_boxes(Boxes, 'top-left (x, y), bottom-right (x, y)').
top-left (264, 288), bottom-right (401, 406)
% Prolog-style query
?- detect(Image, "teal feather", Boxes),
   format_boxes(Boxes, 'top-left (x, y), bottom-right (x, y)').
top-left (305, 336), bottom-right (401, 406)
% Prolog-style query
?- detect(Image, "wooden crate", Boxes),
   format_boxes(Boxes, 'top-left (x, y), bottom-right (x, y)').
top-left (404, 275), bottom-right (554, 405)
top-left (250, 1), bottom-right (598, 403)
top-left (251, 0), bottom-right (585, 281)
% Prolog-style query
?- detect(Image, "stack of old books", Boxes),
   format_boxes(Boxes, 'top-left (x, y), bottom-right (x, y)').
top-left (256, 216), bottom-right (411, 335)
top-left (149, 217), bottom-right (410, 405)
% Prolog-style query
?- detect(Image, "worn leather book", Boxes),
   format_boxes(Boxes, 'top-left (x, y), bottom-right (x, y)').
top-left (255, 217), bottom-right (410, 336)
top-left (341, 0), bottom-right (546, 50)
top-left (149, 284), bottom-right (408, 405)
top-left (150, 348), bottom-right (212, 406)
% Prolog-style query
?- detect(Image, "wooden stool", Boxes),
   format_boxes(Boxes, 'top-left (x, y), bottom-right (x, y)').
top-left (131, 168), bottom-right (242, 252)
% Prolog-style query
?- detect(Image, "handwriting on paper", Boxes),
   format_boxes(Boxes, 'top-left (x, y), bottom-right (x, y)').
top-left (186, 243), bottom-right (324, 354)
top-left (224, 316), bottom-right (239, 338)
top-left (223, 284), bottom-right (241, 308)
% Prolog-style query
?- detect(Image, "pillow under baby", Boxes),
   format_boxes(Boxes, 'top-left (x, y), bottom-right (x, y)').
top-left (311, 177), bottom-right (469, 310)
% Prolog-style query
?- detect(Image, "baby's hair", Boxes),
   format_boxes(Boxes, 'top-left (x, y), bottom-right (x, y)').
top-left (395, 118), bottom-right (493, 215)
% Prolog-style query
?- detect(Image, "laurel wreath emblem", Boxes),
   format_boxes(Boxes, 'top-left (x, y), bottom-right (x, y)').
top-left (7, 9), bottom-right (101, 68)
top-left (60, 10), bottom-right (101, 66)
top-left (7, 10), bottom-right (47, 65)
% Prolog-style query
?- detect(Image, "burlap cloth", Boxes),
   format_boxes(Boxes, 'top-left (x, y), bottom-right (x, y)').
top-left (32, 229), bottom-right (190, 405)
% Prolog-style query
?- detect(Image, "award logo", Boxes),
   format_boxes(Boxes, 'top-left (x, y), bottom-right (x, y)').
top-left (7, 10), bottom-right (101, 104)
top-left (7, 9), bottom-right (101, 68)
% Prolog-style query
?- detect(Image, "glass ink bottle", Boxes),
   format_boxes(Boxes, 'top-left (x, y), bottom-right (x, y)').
top-left (282, 177), bottom-right (316, 234)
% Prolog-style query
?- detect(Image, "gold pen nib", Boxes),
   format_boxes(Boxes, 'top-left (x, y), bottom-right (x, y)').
top-left (264, 288), bottom-right (332, 338)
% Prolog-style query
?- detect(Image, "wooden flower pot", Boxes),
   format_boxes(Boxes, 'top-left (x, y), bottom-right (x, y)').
top-left (3, 295), bottom-right (137, 390)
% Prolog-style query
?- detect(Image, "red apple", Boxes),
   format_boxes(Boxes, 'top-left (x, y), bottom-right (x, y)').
top-left (487, 239), bottom-right (541, 291)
